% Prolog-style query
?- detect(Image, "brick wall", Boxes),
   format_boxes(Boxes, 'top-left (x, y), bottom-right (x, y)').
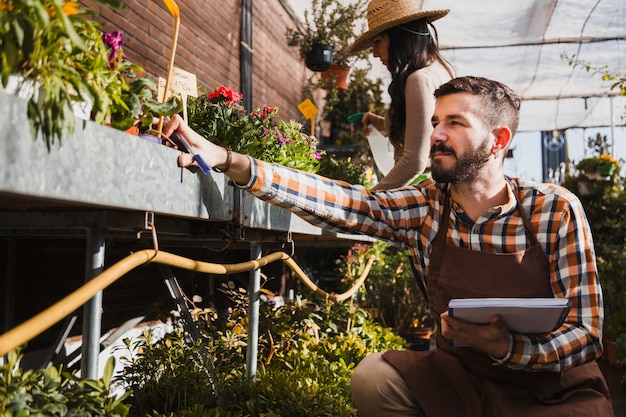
top-left (81, 0), bottom-right (309, 121)
top-left (0, 1), bottom-right (340, 357)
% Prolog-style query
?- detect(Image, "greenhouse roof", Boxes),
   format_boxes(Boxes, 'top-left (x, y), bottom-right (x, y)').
top-left (423, 0), bottom-right (626, 132)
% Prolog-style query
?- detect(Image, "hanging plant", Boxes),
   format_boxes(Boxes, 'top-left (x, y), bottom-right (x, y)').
top-left (285, 0), bottom-right (368, 71)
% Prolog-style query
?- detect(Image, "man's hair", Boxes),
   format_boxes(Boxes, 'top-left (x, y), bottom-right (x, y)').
top-left (434, 76), bottom-right (521, 137)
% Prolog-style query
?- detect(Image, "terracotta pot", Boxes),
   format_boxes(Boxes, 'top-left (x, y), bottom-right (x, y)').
top-left (320, 64), bottom-right (350, 90)
top-left (124, 125), bottom-right (139, 135)
top-left (401, 327), bottom-right (433, 351)
top-left (603, 337), bottom-right (620, 368)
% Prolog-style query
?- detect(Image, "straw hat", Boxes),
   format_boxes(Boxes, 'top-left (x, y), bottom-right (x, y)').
top-left (348, 0), bottom-right (449, 53)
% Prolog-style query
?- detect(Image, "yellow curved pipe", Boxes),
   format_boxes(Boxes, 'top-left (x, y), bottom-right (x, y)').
top-left (0, 249), bottom-right (375, 356)
top-left (284, 255), bottom-right (375, 302)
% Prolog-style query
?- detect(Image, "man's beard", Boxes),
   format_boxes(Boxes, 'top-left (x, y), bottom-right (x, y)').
top-left (430, 141), bottom-right (492, 184)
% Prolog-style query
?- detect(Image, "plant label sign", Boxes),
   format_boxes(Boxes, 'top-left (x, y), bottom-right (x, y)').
top-left (298, 99), bottom-right (318, 136)
top-left (159, 67), bottom-right (198, 121)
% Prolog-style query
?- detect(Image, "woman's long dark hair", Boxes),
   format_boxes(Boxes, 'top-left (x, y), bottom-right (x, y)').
top-left (386, 18), bottom-right (453, 148)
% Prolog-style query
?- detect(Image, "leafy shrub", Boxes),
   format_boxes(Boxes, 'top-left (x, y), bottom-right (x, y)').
top-left (0, 348), bottom-right (129, 416)
top-left (116, 283), bottom-right (406, 417)
top-left (336, 241), bottom-right (431, 332)
top-left (317, 155), bottom-right (371, 186)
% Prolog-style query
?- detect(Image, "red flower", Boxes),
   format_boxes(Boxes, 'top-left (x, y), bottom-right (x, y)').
top-left (208, 85), bottom-right (243, 104)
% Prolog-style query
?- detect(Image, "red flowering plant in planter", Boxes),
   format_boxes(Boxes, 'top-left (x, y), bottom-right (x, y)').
top-left (187, 85), bottom-right (323, 173)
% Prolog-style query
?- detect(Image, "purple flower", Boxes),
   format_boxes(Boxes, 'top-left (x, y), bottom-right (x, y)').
top-left (278, 132), bottom-right (286, 144)
top-left (102, 30), bottom-right (126, 69)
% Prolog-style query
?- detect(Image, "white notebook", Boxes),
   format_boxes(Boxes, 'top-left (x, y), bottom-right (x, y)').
top-left (448, 297), bottom-right (571, 335)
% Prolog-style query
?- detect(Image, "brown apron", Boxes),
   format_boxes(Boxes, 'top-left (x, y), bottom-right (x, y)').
top-left (384, 183), bottom-right (613, 417)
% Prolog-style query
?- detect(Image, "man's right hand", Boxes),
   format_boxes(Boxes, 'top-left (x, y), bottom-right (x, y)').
top-left (164, 114), bottom-right (252, 184)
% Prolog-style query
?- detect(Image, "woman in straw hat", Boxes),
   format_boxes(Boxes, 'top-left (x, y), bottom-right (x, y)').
top-left (350, 0), bottom-right (454, 190)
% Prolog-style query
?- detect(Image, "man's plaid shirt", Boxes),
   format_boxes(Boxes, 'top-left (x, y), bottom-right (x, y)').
top-left (244, 158), bottom-right (604, 372)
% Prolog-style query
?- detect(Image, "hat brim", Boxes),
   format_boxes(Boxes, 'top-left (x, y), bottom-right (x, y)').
top-left (348, 9), bottom-right (450, 54)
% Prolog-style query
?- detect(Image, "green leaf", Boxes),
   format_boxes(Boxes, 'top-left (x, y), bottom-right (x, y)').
top-left (101, 356), bottom-right (115, 391)
top-left (49, 0), bottom-right (87, 52)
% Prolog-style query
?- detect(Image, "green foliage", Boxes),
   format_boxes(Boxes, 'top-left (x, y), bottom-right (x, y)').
top-left (563, 130), bottom-right (626, 382)
top-left (317, 154), bottom-right (371, 186)
top-left (336, 241), bottom-right (431, 332)
top-left (187, 86), bottom-right (323, 173)
top-left (116, 283), bottom-right (406, 417)
top-left (117, 332), bottom-right (218, 417)
top-left (318, 65), bottom-right (386, 148)
top-left (0, 0), bottom-right (180, 147)
top-left (2, 0), bottom-right (101, 146)
top-left (0, 347), bottom-right (130, 416)
top-left (563, 53), bottom-right (626, 113)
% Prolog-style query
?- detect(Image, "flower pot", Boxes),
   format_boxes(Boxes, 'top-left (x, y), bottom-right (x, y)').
top-left (305, 44), bottom-right (334, 72)
top-left (577, 180), bottom-right (593, 197)
top-left (602, 337), bottom-right (621, 368)
top-left (1, 73), bottom-right (42, 102)
top-left (2, 74), bottom-right (92, 120)
top-left (401, 327), bottom-right (433, 351)
top-left (124, 125), bottom-right (139, 135)
top-left (320, 64), bottom-right (350, 90)
top-left (598, 164), bottom-right (615, 177)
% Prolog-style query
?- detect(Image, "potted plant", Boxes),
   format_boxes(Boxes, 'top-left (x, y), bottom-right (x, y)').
top-left (0, 0), bottom-right (121, 146)
top-left (187, 85), bottom-right (324, 173)
top-left (99, 30), bottom-right (182, 136)
top-left (286, 0), bottom-right (368, 74)
top-left (574, 133), bottom-right (621, 180)
top-left (318, 65), bottom-right (385, 147)
top-left (0, 0), bottom-right (180, 147)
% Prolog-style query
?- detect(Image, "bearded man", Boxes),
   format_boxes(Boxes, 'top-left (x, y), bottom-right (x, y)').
top-left (168, 76), bottom-right (613, 417)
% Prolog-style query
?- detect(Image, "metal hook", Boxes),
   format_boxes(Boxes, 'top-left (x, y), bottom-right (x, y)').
top-left (148, 221), bottom-right (159, 254)
top-left (140, 212), bottom-right (159, 261)
top-left (281, 232), bottom-right (294, 257)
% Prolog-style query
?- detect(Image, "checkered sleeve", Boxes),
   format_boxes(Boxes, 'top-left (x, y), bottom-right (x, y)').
top-left (503, 194), bottom-right (604, 372)
top-left (243, 158), bottom-right (429, 246)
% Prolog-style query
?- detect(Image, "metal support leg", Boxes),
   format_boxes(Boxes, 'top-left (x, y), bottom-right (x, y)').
top-left (3, 239), bottom-right (15, 334)
top-left (81, 229), bottom-right (104, 379)
top-left (246, 242), bottom-right (262, 381)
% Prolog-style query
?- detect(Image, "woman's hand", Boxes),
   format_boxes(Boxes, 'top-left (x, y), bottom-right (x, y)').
top-left (360, 112), bottom-right (386, 135)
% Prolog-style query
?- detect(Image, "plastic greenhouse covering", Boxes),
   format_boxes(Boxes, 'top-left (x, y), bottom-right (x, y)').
top-left (293, 0), bottom-right (626, 132)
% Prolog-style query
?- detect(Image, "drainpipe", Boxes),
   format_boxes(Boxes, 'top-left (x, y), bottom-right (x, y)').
top-left (240, 0), bottom-right (253, 111)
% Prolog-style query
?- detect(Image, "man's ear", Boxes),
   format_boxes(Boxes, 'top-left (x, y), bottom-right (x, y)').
top-left (491, 127), bottom-right (512, 156)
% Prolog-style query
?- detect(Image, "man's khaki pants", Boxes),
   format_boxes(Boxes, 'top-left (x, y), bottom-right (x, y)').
top-left (350, 352), bottom-right (427, 417)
